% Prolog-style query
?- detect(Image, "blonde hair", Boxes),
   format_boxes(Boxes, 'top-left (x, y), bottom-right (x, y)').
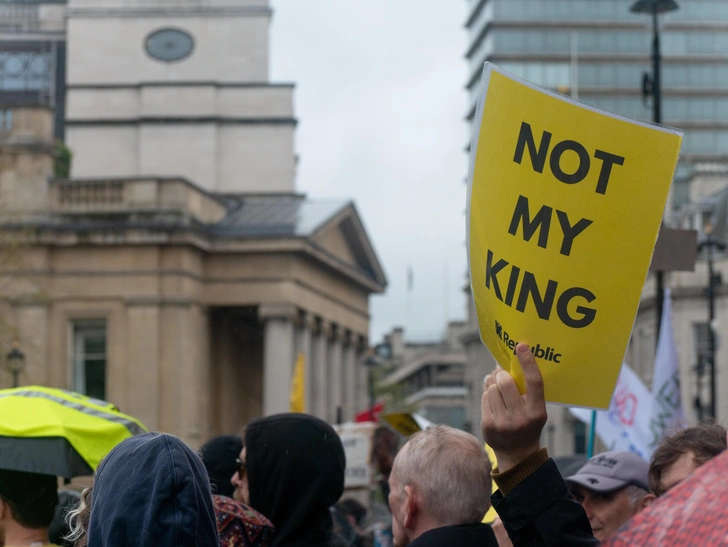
top-left (393, 425), bottom-right (492, 525)
top-left (65, 485), bottom-right (92, 547)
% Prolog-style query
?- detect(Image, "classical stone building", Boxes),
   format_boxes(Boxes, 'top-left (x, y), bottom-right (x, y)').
top-left (0, 0), bottom-right (386, 446)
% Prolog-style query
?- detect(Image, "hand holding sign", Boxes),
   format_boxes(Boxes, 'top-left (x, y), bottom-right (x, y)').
top-left (468, 63), bottom-right (683, 408)
top-left (481, 343), bottom-right (547, 473)
top-left (483, 364), bottom-right (504, 391)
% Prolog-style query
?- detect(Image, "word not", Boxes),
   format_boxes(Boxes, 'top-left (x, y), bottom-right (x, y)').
top-left (508, 194), bottom-right (592, 257)
top-left (495, 320), bottom-right (562, 363)
top-left (486, 250), bottom-right (596, 329)
top-left (513, 122), bottom-right (625, 195)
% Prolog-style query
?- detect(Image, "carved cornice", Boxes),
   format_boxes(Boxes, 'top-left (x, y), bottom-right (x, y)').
top-left (257, 302), bottom-right (297, 322)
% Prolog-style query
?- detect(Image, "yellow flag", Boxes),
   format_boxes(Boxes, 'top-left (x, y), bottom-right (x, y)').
top-left (289, 352), bottom-right (305, 413)
top-left (468, 63), bottom-right (682, 408)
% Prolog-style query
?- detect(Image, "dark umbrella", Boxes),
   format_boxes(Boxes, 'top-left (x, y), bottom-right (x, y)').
top-left (604, 449), bottom-right (728, 546)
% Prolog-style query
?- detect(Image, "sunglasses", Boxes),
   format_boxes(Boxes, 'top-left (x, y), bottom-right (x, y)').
top-left (235, 457), bottom-right (247, 479)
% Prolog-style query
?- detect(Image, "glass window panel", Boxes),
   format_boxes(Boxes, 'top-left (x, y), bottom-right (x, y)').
top-left (718, 67), bottom-right (728, 88)
top-left (72, 321), bottom-right (107, 401)
top-left (693, 323), bottom-right (710, 363)
top-left (579, 64), bottom-right (599, 87)
top-left (665, 98), bottom-right (688, 120)
top-left (487, 1), bottom-right (728, 22)
top-left (695, 99), bottom-right (714, 120)
top-left (718, 131), bottom-right (728, 153)
top-left (717, 100), bottom-right (728, 120)
top-left (664, 32), bottom-right (687, 55)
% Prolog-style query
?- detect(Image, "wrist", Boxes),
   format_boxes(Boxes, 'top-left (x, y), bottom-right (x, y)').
top-left (492, 447), bottom-right (550, 496)
top-left (494, 444), bottom-right (541, 473)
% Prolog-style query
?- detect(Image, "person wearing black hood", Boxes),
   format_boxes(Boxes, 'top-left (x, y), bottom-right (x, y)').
top-left (231, 413), bottom-right (348, 547)
top-left (87, 432), bottom-right (220, 547)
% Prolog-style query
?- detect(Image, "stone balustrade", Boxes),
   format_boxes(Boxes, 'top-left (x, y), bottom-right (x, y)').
top-left (49, 177), bottom-right (228, 224)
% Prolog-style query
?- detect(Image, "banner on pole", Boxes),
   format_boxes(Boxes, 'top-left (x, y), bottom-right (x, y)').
top-left (649, 287), bottom-right (685, 451)
top-left (467, 63), bottom-right (683, 408)
top-left (570, 363), bottom-right (655, 460)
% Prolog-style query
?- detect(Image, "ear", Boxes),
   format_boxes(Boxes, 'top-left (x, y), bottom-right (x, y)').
top-left (403, 485), bottom-right (417, 530)
top-left (638, 493), bottom-right (656, 510)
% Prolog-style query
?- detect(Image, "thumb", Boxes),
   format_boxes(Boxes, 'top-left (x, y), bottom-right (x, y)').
top-left (515, 343), bottom-right (544, 406)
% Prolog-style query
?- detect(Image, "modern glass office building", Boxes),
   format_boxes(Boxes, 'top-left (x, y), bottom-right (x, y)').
top-left (462, 0), bottom-right (728, 455)
top-left (465, 0), bottom-right (728, 167)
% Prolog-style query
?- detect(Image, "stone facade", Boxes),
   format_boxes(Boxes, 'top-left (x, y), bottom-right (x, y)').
top-left (0, 0), bottom-right (387, 447)
top-left (65, 0), bottom-right (295, 194)
top-left (0, 139), bottom-right (385, 443)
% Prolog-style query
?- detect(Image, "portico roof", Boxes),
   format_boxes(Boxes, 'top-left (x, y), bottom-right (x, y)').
top-left (214, 194), bottom-right (349, 237)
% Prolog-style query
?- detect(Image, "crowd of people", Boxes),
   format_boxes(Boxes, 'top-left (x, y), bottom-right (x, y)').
top-left (0, 342), bottom-right (726, 546)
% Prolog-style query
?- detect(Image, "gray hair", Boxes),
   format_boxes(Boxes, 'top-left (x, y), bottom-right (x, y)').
top-left (393, 425), bottom-right (492, 526)
top-left (65, 486), bottom-right (92, 547)
top-left (625, 484), bottom-right (650, 509)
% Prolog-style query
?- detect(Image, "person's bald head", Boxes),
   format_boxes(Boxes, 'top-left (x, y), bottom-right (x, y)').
top-left (388, 425), bottom-right (491, 546)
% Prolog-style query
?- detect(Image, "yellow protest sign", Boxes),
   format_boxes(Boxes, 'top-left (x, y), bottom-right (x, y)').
top-left (482, 443), bottom-right (499, 523)
top-left (467, 63), bottom-right (682, 408)
top-left (381, 412), bottom-right (430, 437)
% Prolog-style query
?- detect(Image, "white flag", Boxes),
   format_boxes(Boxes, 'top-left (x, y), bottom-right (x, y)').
top-left (648, 287), bottom-right (685, 452)
top-left (570, 363), bottom-right (655, 460)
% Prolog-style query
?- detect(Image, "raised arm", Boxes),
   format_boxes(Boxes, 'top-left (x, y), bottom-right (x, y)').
top-left (482, 343), bottom-right (599, 547)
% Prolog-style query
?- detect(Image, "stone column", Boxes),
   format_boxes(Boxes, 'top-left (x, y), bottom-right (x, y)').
top-left (295, 311), bottom-right (315, 414)
top-left (311, 319), bottom-right (330, 420)
top-left (259, 303), bottom-right (297, 416)
top-left (328, 326), bottom-right (344, 423)
top-left (158, 303), bottom-right (210, 447)
top-left (343, 331), bottom-right (357, 421)
top-left (15, 304), bottom-right (48, 386)
top-left (126, 303), bottom-right (161, 431)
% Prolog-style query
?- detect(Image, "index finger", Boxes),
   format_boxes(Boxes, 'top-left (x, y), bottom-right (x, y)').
top-left (515, 343), bottom-right (544, 406)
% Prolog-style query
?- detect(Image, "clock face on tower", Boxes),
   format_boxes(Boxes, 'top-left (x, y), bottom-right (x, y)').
top-left (145, 28), bottom-right (194, 62)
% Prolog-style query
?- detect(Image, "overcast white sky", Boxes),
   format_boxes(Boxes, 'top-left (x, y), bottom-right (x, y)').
top-left (270, 1), bottom-right (470, 342)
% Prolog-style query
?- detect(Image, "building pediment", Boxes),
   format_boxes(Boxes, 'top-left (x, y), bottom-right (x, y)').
top-left (308, 203), bottom-right (387, 292)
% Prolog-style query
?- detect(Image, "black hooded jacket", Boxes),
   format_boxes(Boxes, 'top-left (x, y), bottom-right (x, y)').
top-left (246, 413), bottom-right (348, 547)
top-left (88, 432), bottom-right (220, 547)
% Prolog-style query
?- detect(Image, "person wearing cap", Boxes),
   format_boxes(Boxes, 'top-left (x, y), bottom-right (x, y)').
top-left (565, 451), bottom-right (655, 542)
top-left (0, 468), bottom-right (59, 547)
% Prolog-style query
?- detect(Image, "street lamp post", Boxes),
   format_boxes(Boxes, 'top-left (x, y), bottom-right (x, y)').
top-left (363, 350), bottom-right (379, 416)
top-left (698, 229), bottom-right (725, 420)
top-left (630, 0), bottom-right (680, 343)
top-left (361, 342), bottom-right (392, 419)
top-left (6, 340), bottom-right (25, 388)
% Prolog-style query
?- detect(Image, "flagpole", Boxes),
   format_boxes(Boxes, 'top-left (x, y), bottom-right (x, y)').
top-left (587, 410), bottom-right (597, 458)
